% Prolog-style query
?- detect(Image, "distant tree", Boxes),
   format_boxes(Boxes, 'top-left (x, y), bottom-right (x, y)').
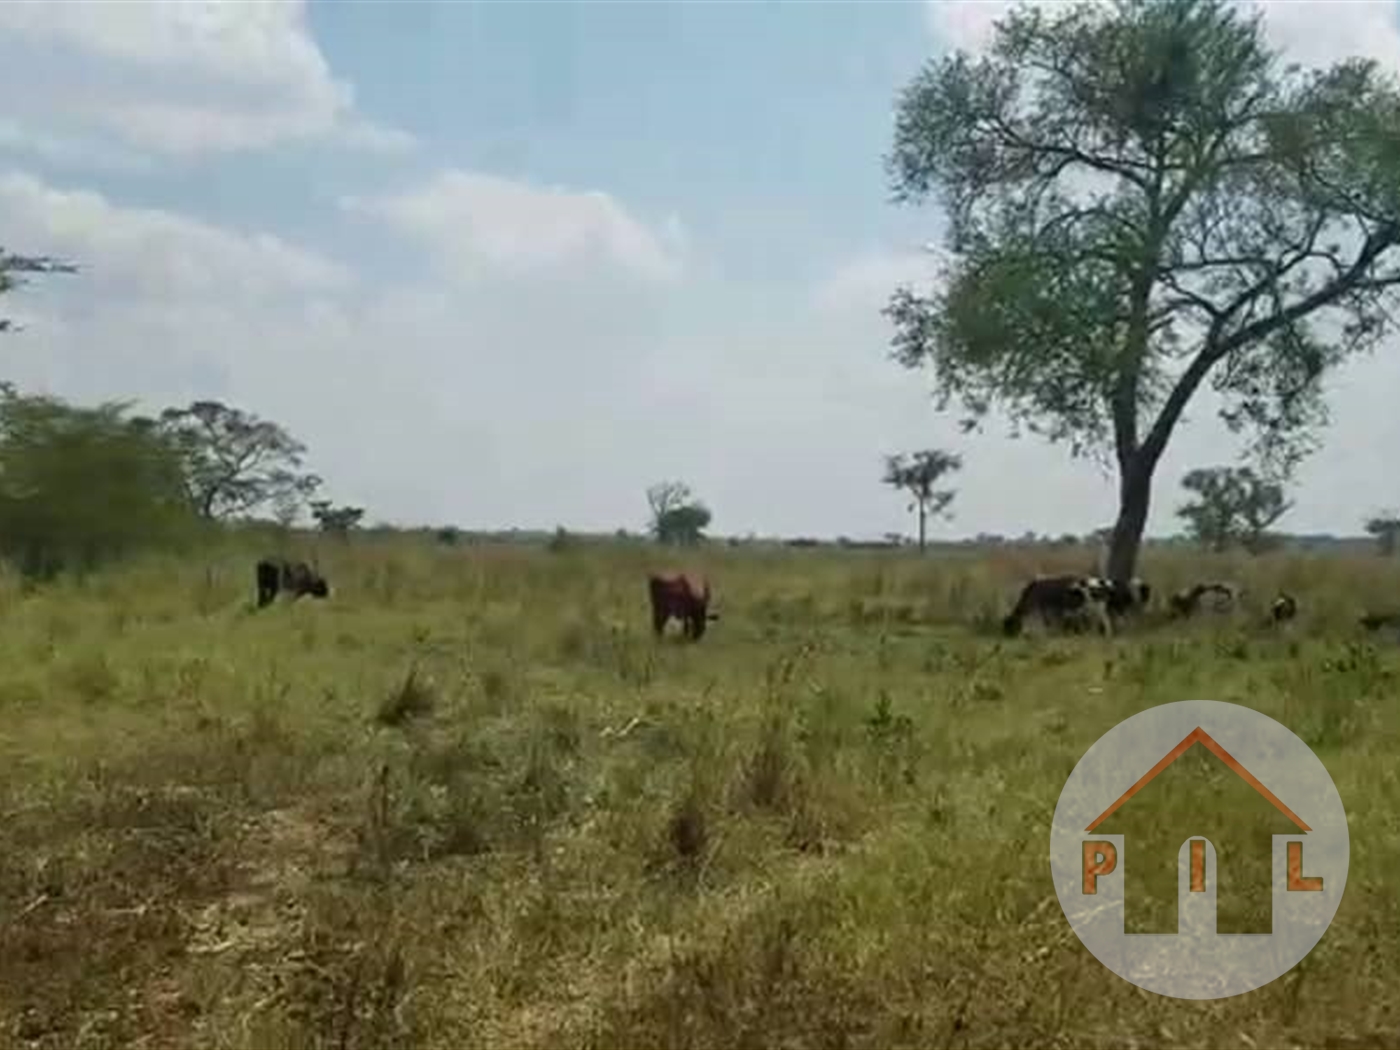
top-left (646, 480), bottom-right (713, 545)
top-left (310, 499), bottom-right (364, 539)
top-left (1365, 512), bottom-right (1400, 556)
top-left (0, 388), bottom-right (193, 581)
top-left (436, 526), bottom-right (460, 547)
top-left (1176, 466), bottom-right (1291, 553)
top-left (882, 449), bottom-right (962, 553)
top-left (0, 248), bottom-right (77, 333)
top-left (157, 400), bottom-right (321, 521)
top-left (885, 0), bottom-right (1400, 582)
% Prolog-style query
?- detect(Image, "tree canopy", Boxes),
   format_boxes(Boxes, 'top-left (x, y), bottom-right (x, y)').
top-left (0, 389), bottom-right (194, 581)
top-left (1175, 464), bottom-right (1291, 553)
top-left (646, 481), bottom-right (713, 546)
top-left (311, 499), bottom-right (365, 539)
top-left (157, 400), bottom-right (321, 521)
top-left (885, 0), bottom-right (1400, 577)
top-left (882, 448), bottom-right (962, 551)
top-left (1365, 512), bottom-right (1400, 556)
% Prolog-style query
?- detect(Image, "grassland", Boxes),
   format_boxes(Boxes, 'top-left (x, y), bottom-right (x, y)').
top-left (0, 535), bottom-right (1398, 1050)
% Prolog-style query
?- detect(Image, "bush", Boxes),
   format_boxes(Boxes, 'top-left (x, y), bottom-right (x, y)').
top-left (0, 389), bottom-right (199, 582)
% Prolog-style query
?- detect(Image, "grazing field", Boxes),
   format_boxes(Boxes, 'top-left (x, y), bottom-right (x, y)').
top-left (3, 537), bottom-right (1400, 1050)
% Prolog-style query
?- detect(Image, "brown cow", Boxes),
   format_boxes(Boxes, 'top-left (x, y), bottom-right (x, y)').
top-left (647, 572), bottom-right (718, 641)
top-left (1169, 582), bottom-right (1239, 619)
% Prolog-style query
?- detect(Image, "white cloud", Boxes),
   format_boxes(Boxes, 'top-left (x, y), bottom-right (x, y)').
top-left (0, 170), bottom-right (712, 534)
top-left (0, 171), bottom-right (351, 301)
top-left (0, 119), bottom-right (153, 174)
top-left (342, 170), bottom-right (686, 285)
top-left (0, 0), bottom-right (414, 159)
top-left (812, 247), bottom-right (948, 316)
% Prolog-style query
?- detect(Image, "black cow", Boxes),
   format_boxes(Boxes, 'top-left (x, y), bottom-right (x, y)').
top-left (256, 557), bottom-right (329, 609)
top-left (1271, 592), bottom-right (1298, 623)
top-left (1359, 611), bottom-right (1400, 632)
top-left (1002, 575), bottom-right (1099, 637)
top-left (647, 572), bottom-right (718, 641)
top-left (1002, 574), bottom-right (1150, 637)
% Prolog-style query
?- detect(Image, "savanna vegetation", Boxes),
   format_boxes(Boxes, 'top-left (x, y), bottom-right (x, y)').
top-left (2, 540), bottom-right (1399, 1050)
top-left (6, 1), bottom-right (1400, 1048)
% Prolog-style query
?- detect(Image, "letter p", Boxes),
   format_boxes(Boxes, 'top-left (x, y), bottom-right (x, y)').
top-left (1082, 840), bottom-right (1117, 894)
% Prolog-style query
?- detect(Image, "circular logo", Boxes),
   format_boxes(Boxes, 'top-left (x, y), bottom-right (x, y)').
top-left (1049, 700), bottom-right (1349, 999)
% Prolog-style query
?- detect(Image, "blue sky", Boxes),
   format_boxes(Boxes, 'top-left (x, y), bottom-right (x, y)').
top-left (0, 0), bottom-right (1398, 540)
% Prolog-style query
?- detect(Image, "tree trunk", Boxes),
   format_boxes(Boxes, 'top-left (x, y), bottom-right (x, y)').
top-left (1106, 460), bottom-right (1153, 581)
top-left (917, 502), bottom-right (927, 553)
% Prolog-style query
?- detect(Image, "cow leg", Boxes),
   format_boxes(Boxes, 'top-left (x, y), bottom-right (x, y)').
top-left (652, 606), bottom-right (669, 637)
top-left (1096, 604), bottom-right (1114, 637)
top-left (256, 572), bottom-right (278, 608)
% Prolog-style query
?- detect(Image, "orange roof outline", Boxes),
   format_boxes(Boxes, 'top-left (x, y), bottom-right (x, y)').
top-left (1084, 726), bottom-right (1311, 834)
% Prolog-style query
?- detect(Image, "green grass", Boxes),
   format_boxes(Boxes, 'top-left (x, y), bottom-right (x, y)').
top-left (1, 537), bottom-right (1399, 1049)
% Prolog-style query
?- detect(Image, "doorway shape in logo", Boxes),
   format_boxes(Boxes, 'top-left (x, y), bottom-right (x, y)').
top-left (1049, 700), bottom-right (1349, 1000)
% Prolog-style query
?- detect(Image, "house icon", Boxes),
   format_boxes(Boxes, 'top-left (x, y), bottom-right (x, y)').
top-left (1086, 726), bottom-right (1312, 935)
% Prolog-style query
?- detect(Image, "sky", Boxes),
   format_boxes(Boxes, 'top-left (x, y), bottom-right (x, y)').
top-left (0, 0), bottom-right (1399, 541)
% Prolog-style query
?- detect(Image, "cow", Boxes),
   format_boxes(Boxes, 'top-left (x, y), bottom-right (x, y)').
top-left (1001, 574), bottom-right (1150, 638)
top-left (256, 557), bottom-right (330, 609)
top-left (1089, 576), bottom-right (1152, 618)
top-left (1168, 582), bottom-right (1239, 619)
top-left (647, 572), bottom-right (717, 641)
top-left (1359, 611), bottom-right (1400, 632)
top-left (1001, 575), bottom-right (1101, 637)
top-left (1271, 592), bottom-right (1298, 623)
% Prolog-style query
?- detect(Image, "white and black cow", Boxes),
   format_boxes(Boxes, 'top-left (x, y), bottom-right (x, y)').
top-left (1001, 574), bottom-right (1150, 637)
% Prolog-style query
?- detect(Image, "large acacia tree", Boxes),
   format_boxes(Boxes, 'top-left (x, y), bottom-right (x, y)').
top-left (885, 0), bottom-right (1400, 579)
top-left (157, 400), bottom-right (321, 521)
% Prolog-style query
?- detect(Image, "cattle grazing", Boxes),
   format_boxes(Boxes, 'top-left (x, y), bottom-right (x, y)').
top-left (1001, 575), bottom-right (1100, 637)
top-left (647, 572), bottom-right (718, 641)
top-left (1168, 582), bottom-right (1239, 619)
top-left (1002, 574), bottom-right (1151, 638)
top-left (1359, 611), bottom-right (1400, 632)
top-left (1088, 576), bottom-right (1151, 618)
top-left (1271, 592), bottom-right (1298, 623)
top-left (256, 557), bottom-right (330, 609)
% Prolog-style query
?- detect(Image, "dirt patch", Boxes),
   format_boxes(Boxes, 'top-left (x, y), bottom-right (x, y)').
top-left (0, 788), bottom-right (361, 1049)
top-left (0, 784), bottom-right (233, 1048)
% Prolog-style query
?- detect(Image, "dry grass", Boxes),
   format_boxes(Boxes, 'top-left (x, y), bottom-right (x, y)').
top-left (0, 536), bottom-right (1398, 1049)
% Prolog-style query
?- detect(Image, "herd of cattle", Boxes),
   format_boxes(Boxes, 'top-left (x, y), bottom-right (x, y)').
top-left (252, 556), bottom-right (1400, 641)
